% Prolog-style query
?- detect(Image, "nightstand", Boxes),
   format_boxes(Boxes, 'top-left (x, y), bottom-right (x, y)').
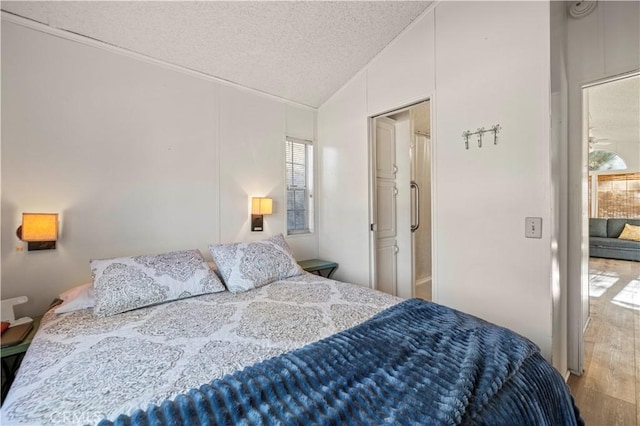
top-left (1, 316), bottom-right (41, 402)
top-left (298, 259), bottom-right (339, 279)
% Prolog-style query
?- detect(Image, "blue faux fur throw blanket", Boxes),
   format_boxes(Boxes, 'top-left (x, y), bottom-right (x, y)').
top-left (100, 298), bottom-right (582, 425)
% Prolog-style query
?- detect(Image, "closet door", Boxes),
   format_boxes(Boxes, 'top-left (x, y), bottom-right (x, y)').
top-left (376, 238), bottom-right (398, 296)
top-left (376, 118), bottom-right (397, 180)
top-left (373, 117), bottom-right (398, 296)
top-left (376, 179), bottom-right (397, 239)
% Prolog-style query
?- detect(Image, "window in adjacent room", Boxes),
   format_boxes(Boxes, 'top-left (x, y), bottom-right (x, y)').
top-left (596, 172), bottom-right (640, 218)
top-left (588, 150), bottom-right (627, 172)
top-left (286, 137), bottom-right (314, 234)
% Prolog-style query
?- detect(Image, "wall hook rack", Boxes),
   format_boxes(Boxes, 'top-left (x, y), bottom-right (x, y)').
top-left (462, 124), bottom-right (502, 149)
top-left (477, 127), bottom-right (485, 148)
top-left (462, 130), bottom-right (471, 150)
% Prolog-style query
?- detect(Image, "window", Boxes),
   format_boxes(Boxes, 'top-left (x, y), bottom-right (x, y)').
top-left (285, 137), bottom-right (313, 234)
top-left (596, 173), bottom-right (640, 218)
top-left (589, 150), bottom-right (627, 172)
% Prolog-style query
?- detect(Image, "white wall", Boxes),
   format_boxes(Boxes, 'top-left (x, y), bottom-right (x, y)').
top-left (318, 8), bottom-right (436, 288)
top-left (434, 1), bottom-right (552, 358)
top-left (614, 142), bottom-right (640, 173)
top-left (367, 11), bottom-right (435, 116)
top-left (565, 0), bottom-right (640, 373)
top-left (218, 86), bottom-right (285, 243)
top-left (317, 73), bottom-right (369, 286)
top-left (1, 19), bottom-right (317, 318)
top-left (319, 3), bottom-right (555, 359)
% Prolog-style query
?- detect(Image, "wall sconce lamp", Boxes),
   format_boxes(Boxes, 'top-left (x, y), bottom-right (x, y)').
top-left (16, 213), bottom-right (59, 251)
top-left (251, 198), bottom-right (272, 232)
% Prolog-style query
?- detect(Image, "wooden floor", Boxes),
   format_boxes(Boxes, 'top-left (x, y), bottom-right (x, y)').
top-left (568, 257), bottom-right (640, 425)
top-left (415, 281), bottom-right (432, 301)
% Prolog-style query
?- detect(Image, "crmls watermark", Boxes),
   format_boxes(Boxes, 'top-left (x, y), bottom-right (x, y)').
top-left (49, 411), bottom-right (106, 425)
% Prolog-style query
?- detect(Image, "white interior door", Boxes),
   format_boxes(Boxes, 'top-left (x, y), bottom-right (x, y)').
top-left (376, 238), bottom-right (398, 296)
top-left (376, 179), bottom-right (397, 240)
top-left (371, 103), bottom-right (431, 299)
top-left (376, 117), bottom-right (397, 180)
top-left (374, 117), bottom-right (398, 296)
top-left (393, 113), bottom-right (413, 299)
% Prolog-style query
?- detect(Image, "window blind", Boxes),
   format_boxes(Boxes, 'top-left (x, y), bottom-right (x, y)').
top-left (286, 137), bottom-right (312, 233)
top-left (596, 172), bottom-right (640, 218)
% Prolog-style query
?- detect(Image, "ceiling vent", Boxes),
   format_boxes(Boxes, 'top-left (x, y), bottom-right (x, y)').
top-left (568, 1), bottom-right (597, 19)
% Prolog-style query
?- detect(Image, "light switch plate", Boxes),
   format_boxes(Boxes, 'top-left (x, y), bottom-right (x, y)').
top-left (525, 217), bottom-right (542, 239)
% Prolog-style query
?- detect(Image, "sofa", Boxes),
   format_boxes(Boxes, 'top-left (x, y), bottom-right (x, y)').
top-left (589, 218), bottom-right (640, 262)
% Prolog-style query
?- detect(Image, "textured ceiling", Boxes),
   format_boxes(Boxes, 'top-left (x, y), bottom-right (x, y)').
top-left (2, 1), bottom-right (432, 107)
top-left (589, 75), bottom-right (640, 149)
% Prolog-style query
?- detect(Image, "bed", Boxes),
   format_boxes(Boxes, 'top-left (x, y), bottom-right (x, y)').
top-left (1, 237), bottom-right (582, 425)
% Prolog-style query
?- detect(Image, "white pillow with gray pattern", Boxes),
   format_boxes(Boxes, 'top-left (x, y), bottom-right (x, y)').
top-left (91, 249), bottom-right (226, 317)
top-left (209, 234), bottom-right (304, 293)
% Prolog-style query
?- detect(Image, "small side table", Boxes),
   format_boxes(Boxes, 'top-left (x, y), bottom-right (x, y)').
top-left (298, 259), bottom-right (338, 279)
top-left (1, 316), bottom-right (41, 402)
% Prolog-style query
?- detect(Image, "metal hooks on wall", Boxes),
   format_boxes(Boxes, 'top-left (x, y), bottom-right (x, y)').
top-left (462, 124), bottom-right (502, 150)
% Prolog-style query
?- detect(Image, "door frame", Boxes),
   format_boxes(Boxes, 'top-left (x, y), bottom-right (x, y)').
top-left (368, 97), bottom-right (435, 299)
top-left (567, 69), bottom-right (640, 375)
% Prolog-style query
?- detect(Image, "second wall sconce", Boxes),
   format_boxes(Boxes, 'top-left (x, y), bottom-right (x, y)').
top-left (16, 213), bottom-right (59, 251)
top-left (251, 198), bottom-right (272, 232)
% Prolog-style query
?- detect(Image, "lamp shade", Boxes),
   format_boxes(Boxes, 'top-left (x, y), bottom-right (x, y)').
top-left (21, 213), bottom-right (58, 242)
top-left (251, 198), bottom-right (273, 215)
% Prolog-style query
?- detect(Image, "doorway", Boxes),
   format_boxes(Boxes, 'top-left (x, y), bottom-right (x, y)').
top-left (585, 74), bottom-right (640, 220)
top-left (370, 100), bottom-right (432, 300)
top-left (570, 72), bottom-right (640, 374)
top-left (568, 72), bottom-right (640, 418)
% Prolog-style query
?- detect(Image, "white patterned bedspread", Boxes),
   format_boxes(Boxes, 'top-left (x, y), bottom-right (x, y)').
top-left (1, 274), bottom-right (400, 425)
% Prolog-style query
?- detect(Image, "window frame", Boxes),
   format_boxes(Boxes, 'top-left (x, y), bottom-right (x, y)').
top-left (285, 137), bottom-right (314, 235)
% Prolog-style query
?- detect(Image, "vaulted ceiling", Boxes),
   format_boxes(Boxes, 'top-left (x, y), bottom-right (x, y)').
top-left (2, 1), bottom-right (432, 107)
top-left (588, 75), bottom-right (640, 150)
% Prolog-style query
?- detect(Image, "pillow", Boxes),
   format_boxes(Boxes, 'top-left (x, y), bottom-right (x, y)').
top-left (209, 234), bottom-right (304, 293)
top-left (91, 249), bottom-right (225, 318)
top-left (589, 218), bottom-right (607, 238)
top-left (618, 223), bottom-right (640, 242)
top-left (55, 282), bottom-right (95, 314)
